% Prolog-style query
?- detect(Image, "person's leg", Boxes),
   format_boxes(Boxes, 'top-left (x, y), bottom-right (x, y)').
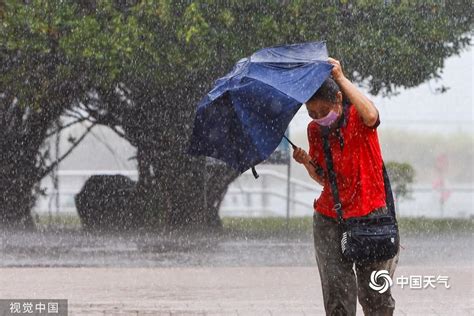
top-left (313, 212), bottom-right (357, 316)
top-left (355, 207), bottom-right (401, 316)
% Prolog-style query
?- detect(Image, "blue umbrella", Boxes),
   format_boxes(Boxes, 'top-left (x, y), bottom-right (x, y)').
top-left (188, 41), bottom-right (333, 176)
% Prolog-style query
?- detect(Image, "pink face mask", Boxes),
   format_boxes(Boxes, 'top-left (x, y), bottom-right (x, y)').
top-left (313, 110), bottom-right (339, 127)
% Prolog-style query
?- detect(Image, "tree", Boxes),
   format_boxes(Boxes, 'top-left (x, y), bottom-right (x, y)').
top-left (0, 1), bottom-right (97, 229)
top-left (386, 161), bottom-right (415, 211)
top-left (0, 0), bottom-right (471, 230)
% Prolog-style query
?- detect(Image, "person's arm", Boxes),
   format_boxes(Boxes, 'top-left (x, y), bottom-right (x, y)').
top-left (328, 57), bottom-right (379, 127)
top-left (293, 147), bottom-right (325, 186)
top-left (304, 160), bottom-right (325, 186)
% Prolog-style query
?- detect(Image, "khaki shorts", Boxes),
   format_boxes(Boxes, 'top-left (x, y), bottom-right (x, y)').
top-left (313, 207), bottom-right (400, 316)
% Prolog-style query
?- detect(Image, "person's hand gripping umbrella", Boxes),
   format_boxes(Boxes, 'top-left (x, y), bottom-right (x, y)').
top-left (283, 135), bottom-right (325, 179)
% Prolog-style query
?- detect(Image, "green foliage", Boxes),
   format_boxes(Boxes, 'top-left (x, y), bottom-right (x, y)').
top-left (1, 1), bottom-right (70, 107)
top-left (1, 1), bottom-right (471, 105)
top-left (386, 161), bottom-right (415, 200)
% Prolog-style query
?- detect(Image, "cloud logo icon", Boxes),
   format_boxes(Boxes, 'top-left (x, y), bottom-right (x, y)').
top-left (369, 270), bottom-right (393, 294)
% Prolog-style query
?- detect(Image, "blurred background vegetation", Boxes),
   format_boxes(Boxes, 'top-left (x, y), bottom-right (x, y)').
top-left (1, 0), bottom-right (472, 232)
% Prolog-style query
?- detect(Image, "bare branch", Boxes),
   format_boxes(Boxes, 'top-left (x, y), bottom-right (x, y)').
top-left (65, 106), bottom-right (89, 119)
top-left (62, 113), bottom-right (88, 122)
top-left (44, 117), bottom-right (88, 138)
top-left (38, 122), bottom-right (96, 180)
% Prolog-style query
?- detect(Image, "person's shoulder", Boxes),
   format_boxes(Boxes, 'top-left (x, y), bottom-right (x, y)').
top-left (348, 103), bottom-right (380, 130)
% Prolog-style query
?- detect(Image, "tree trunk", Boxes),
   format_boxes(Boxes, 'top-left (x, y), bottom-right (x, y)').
top-left (147, 148), bottom-right (210, 232)
top-left (120, 85), bottom-right (240, 233)
top-left (0, 138), bottom-right (38, 230)
top-left (0, 93), bottom-right (66, 230)
top-left (150, 151), bottom-right (238, 233)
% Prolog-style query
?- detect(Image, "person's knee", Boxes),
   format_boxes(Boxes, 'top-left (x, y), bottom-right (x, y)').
top-left (323, 285), bottom-right (357, 316)
top-left (327, 301), bottom-right (356, 316)
top-left (356, 253), bottom-right (400, 313)
top-left (320, 267), bottom-right (358, 315)
top-left (358, 287), bottom-right (396, 315)
top-left (361, 297), bottom-right (395, 316)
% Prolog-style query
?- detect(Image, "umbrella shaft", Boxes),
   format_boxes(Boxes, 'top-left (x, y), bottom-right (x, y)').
top-left (283, 135), bottom-right (296, 149)
top-left (283, 135), bottom-right (320, 172)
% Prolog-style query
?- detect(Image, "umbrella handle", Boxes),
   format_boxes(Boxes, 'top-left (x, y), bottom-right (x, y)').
top-left (283, 135), bottom-right (324, 177)
top-left (282, 135), bottom-right (296, 149)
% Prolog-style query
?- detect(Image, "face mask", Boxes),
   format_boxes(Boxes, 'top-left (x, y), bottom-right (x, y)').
top-left (313, 110), bottom-right (339, 127)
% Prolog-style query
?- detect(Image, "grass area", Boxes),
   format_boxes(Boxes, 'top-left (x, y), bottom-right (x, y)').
top-left (398, 216), bottom-right (473, 234)
top-left (34, 213), bottom-right (82, 230)
top-left (34, 213), bottom-right (473, 236)
top-left (222, 217), bottom-right (312, 237)
top-left (222, 216), bottom-right (474, 237)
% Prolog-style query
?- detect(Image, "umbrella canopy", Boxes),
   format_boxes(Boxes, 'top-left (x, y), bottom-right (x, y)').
top-left (188, 41), bottom-right (333, 174)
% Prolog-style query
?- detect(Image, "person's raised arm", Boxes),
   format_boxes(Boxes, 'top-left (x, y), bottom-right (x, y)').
top-left (328, 57), bottom-right (379, 127)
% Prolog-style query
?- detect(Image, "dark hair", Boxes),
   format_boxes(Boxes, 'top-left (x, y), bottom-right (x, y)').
top-left (309, 77), bottom-right (341, 103)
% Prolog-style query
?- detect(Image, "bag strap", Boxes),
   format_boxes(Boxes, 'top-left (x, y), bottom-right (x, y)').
top-left (321, 128), bottom-right (397, 224)
top-left (321, 128), bottom-right (344, 224)
top-left (382, 163), bottom-right (397, 219)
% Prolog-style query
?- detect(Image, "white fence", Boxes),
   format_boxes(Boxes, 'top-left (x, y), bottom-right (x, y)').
top-left (34, 169), bottom-right (473, 219)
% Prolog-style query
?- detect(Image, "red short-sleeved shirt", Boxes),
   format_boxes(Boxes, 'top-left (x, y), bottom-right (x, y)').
top-left (308, 104), bottom-right (386, 219)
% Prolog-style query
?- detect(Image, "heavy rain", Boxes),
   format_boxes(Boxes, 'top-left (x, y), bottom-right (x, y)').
top-left (0, 1), bottom-right (472, 315)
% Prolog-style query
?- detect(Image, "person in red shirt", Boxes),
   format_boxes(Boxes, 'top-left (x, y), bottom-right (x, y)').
top-left (293, 58), bottom-right (400, 316)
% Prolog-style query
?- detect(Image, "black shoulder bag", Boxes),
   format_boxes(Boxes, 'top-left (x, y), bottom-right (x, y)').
top-left (321, 128), bottom-right (400, 263)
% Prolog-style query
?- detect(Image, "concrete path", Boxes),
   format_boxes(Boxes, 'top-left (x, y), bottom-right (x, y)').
top-left (0, 265), bottom-right (472, 315)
